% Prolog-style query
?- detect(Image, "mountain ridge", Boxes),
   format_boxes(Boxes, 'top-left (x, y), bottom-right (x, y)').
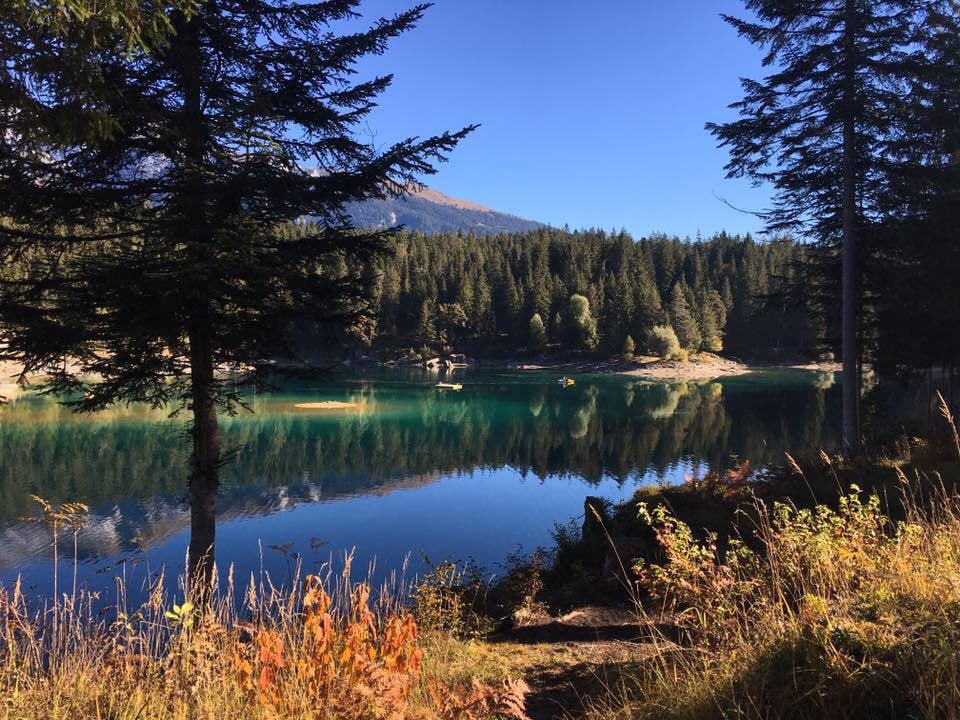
top-left (345, 185), bottom-right (543, 235)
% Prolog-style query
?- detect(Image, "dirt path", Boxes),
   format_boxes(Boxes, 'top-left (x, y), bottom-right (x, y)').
top-left (485, 606), bottom-right (655, 719)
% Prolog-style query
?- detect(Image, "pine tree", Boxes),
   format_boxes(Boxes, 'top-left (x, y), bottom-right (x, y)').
top-left (436, 303), bottom-right (467, 347)
top-left (379, 265), bottom-right (402, 336)
top-left (472, 272), bottom-right (493, 332)
top-left (701, 305), bottom-right (721, 353)
top-left (454, 273), bottom-right (476, 334)
top-left (707, 0), bottom-right (922, 452)
top-left (16, 0), bottom-right (197, 48)
top-left (552, 311), bottom-right (564, 340)
top-left (622, 334), bottom-right (636, 360)
top-left (873, 3), bottom-right (960, 376)
top-left (0, 2), bottom-right (472, 590)
top-left (669, 284), bottom-right (701, 351)
top-left (489, 253), bottom-right (522, 336)
top-left (720, 276), bottom-right (735, 311)
top-left (700, 289), bottom-right (727, 353)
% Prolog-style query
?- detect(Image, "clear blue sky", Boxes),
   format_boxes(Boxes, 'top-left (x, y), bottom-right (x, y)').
top-left (353, 0), bottom-right (770, 238)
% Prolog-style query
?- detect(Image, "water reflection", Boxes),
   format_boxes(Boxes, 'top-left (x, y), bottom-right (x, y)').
top-left (0, 369), bottom-right (841, 594)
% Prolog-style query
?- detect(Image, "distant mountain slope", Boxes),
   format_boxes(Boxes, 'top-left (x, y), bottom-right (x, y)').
top-left (345, 186), bottom-right (543, 235)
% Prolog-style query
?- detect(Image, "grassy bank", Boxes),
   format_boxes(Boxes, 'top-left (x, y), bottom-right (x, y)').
top-left (584, 477), bottom-right (960, 719)
top-left (0, 556), bottom-right (528, 720)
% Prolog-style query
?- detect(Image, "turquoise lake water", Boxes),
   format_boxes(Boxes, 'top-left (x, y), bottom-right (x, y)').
top-left (0, 368), bottom-right (844, 599)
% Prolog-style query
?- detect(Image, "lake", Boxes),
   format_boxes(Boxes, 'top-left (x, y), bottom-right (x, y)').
top-left (0, 368), bottom-right (843, 600)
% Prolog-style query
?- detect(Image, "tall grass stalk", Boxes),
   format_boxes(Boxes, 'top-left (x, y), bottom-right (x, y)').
top-left (587, 469), bottom-right (960, 720)
top-left (937, 390), bottom-right (960, 461)
top-left (1, 501), bottom-right (529, 720)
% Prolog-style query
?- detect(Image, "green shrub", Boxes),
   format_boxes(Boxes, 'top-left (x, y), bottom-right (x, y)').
top-left (528, 313), bottom-right (547, 350)
top-left (496, 550), bottom-right (548, 624)
top-left (567, 294), bottom-right (599, 351)
top-left (648, 325), bottom-right (681, 359)
top-left (410, 558), bottom-right (492, 638)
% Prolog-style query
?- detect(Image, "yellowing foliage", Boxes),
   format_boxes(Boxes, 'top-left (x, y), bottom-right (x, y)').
top-left (0, 553), bottom-right (528, 720)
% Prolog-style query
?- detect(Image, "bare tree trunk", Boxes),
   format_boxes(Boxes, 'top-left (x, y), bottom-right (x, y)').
top-left (178, 11), bottom-right (219, 598)
top-left (841, 0), bottom-right (861, 454)
top-left (188, 329), bottom-right (220, 599)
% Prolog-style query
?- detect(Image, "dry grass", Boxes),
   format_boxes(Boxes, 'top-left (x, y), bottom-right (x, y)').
top-left (585, 417), bottom-right (960, 720)
top-left (0, 512), bottom-right (529, 720)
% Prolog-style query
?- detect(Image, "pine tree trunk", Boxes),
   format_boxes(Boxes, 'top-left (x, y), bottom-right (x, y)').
top-left (841, 0), bottom-right (861, 454)
top-left (188, 330), bottom-right (220, 598)
top-left (178, 10), bottom-right (219, 597)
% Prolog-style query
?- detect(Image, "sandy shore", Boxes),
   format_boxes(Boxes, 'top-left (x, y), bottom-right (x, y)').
top-left (510, 354), bottom-right (845, 382)
top-left (513, 353), bottom-right (750, 381)
top-left (618, 354), bottom-right (752, 381)
top-left (789, 361), bottom-right (842, 372)
top-left (294, 401), bottom-right (360, 410)
top-left (3, 355), bottom-right (842, 390)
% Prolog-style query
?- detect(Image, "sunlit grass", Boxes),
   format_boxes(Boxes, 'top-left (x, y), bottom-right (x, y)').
top-left (585, 410), bottom-right (960, 719)
top-left (0, 502), bottom-right (529, 720)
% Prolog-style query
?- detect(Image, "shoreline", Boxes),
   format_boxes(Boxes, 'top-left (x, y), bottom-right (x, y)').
top-left (2, 356), bottom-right (843, 388)
top-left (486, 353), bottom-right (841, 382)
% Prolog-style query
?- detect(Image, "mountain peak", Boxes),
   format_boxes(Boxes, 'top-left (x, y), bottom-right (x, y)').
top-left (346, 185), bottom-right (542, 235)
top-left (405, 185), bottom-right (494, 213)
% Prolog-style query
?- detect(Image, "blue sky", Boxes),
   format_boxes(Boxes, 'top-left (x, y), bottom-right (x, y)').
top-left (354, 0), bottom-right (771, 238)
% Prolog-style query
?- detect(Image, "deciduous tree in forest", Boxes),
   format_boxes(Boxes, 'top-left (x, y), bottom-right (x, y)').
top-left (566, 294), bottom-right (599, 352)
top-left (529, 313), bottom-right (547, 351)
top-left (648, 325), bottom-right (681, 360)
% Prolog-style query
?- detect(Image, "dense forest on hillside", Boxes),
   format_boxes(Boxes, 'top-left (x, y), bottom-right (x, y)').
top-left (346, 228), bottom-right (818, 362)
top-left (0, 223), bottom-right (823, 364)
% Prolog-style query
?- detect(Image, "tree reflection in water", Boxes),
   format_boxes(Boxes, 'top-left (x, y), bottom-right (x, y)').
top-left (0, 369), bottom-right (841, 591)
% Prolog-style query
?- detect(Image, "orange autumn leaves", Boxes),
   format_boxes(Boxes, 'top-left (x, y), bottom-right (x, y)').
top-left (234, 577), bottom-right (422, 717)
top-left (233, 575), bottom-right (527, 719)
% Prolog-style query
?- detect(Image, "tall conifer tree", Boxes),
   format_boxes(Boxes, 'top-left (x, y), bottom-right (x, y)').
top-left (669, 283), bottom-right (701, 352)
top-left (0, 1), bottom-right (472, 591)
top-left (872, 2), bottom-right (960, 377)
top-left (707, 0), bottom-right (922, 452)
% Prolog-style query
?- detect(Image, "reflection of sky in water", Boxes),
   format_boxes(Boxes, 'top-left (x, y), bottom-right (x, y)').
top-left (5, 466), bottom-right (693, 602)
top-left (0, 369), bottom-right (841, 602)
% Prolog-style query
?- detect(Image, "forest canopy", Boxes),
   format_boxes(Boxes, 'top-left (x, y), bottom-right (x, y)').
top-left (337, 227), bottom-right (816, 362)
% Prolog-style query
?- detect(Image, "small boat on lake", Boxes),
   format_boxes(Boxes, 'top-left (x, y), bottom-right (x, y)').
top-left (559, 376), bottom-right (575, 387)
top-left (435, 382), bottom-right (463, 391)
